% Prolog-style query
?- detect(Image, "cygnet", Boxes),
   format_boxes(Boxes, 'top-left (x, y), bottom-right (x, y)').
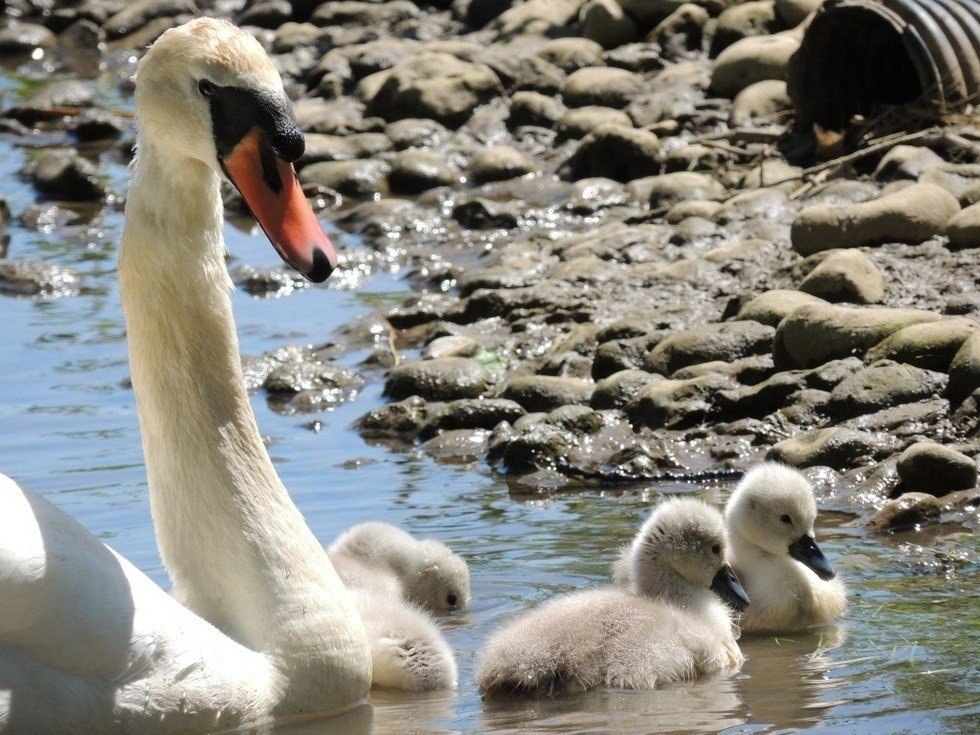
top-left (724, 463), bottom-right (846, 633)
top-left (476, 498), bottom-right (748, 697)
top-left (351, 589), bottom-right (458, 691)
top-left (329, 521), bottom-right (471, 612)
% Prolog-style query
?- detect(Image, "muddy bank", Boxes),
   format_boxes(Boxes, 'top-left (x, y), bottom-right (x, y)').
top-left (1, 0), bottom-right (978, 532)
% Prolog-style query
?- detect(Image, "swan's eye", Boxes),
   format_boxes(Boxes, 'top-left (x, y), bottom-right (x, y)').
top-left (198, 79), bottom-right (216, 97)
top-left (446, 593), bottom-right (458, 607)
top-left (711, 544), bottom-right (721, 555)
top-left (780, 514), bottom-right (792, 524)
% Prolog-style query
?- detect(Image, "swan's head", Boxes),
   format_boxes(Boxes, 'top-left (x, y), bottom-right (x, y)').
top-left (725, 463), bottom-right (836, 581)
top-left (135, 18), bottom-right (336, 282)
top-left (402, 540), bottom-right (471, 613)
top-left (630, 497), bottom-right (749, 611)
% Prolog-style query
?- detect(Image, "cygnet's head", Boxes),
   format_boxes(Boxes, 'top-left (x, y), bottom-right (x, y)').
top-left (401, 539), bottom-right (472, 613)
top-left (135, 18), bottom-right (336, 281)
top-left (330, 521), bottom-right (471, 612)
top-left (629, 497), bottom-right (749, 611)
top-left (725, 463), bottom-right (836, 581)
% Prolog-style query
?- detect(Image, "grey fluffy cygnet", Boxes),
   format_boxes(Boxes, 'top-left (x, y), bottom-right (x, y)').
top-left (724, 463), bottom-right (846, 633)
top-left (328, 522), bottom-right (469, 691)
top-left (476, 498), bottom-right (748, 697)
top-left (329, 521), bottom-right (471, 612)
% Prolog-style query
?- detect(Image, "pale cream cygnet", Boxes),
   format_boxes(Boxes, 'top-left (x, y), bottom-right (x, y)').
top-left (724, 463), bottom-right (846, 633)
top-left (329, 521), bottom-right (471, 613)
top-left (475, 498), bottom-right (748, 697)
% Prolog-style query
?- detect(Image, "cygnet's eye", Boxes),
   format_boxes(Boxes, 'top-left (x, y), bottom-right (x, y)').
top-left (780, 514), bottom-right (792, 524)
top-left (446, 592), bottom-right (458, 607)
top-left (198, 79), bottom-right (216, 97)
top-left (711, 544), bottom-right (721, 555)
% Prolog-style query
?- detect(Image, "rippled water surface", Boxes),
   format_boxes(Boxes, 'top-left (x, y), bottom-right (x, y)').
top-left (1, 66), bottom-right (979, 735)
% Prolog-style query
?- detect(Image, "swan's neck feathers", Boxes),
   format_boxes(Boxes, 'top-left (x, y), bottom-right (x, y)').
top-left (118, 136), bottom-right (369, 704)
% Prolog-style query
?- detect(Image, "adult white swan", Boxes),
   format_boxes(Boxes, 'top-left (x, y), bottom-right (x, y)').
top-left (0, 18), bottom-right (372, 733)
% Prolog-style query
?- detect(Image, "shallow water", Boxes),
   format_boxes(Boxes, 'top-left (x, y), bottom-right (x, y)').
top-left (1, 70), bottom-right (979, 735)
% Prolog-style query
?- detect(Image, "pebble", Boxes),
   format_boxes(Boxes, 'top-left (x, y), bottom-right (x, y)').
top-left (867, 493), bottom-right (942, 532)
top-left (896, 442), bottom-right (977, 496)
top-left (385, 358), bottom-right (494, 401)
top-left (30, 150), bottom-right (106, 201)
top-left (501, 375), bottom-right (594, 412)
top-left (798, 249), bottom-right (885, 304)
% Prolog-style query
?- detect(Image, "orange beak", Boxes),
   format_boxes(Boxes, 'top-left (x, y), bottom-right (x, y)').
top-left (222, 129), bottom-right (337, 282)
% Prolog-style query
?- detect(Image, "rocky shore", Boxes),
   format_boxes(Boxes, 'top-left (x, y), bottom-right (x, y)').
top-left (2, 0), bottom-right (979, 532)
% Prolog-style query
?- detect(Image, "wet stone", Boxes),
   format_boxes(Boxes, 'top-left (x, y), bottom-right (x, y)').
top-left (564, 67), bottom-right (645, 108)
top-left (535, 37), bottom-right (605, 72)
top-left (592, 332), bottom-right (666, 379)
top-left (29, 150), bottom-right (106, 201)
top-left (943, 331), bottom-right (980, 405)
top-left (508, 91), bottom-right (566, 128)
top-left (734, 289), bottom-right (827, 327)
top-left (104, 0), bottom-right (198, 40)
top-left (627, 373), bottom-right (734, 429)
top-left (896, 442), bottom-right (978, 497)
top-left (768, 427), bottom-right (882, 470)
top-left (233, 265), bottom-right (308, 297)
top-left (825, 361), bottom-right (947, 420)
top-left (558, 107), bottom-right (633, 139)
top-left (865, 318), bottom-right (978, 372)
top-left (798, 250), bottom-right (885, 305)
top-left (388, 150), bottom-right (458, 194)
top-left (0, 23), bottom-right (56, 55)
top-left (501, 375), bottom-right (594, 412)
top-left (591, 369), bottom-right (657, 409)
top-left (422, 335), bottom-right (480, 360)
top-left (0, 259), bottom-right (80, 298)
top-left (562, 124), bottom-right (660, 182)
top-left (385, 118), bottom-right (450, 150)
top-left (421, 428), bottom-right (490, 463)
top-left (564, 178), bottom-right (631, 213)
top-left (386, 293), bottom-right (459, 329)
top-left (650, 3), bottom-right (710, 61)
top-left (385, 357), bottom-right (493, 401)
top-left (867, 493), bottom-right (943, 532)
top-left (541, 404), bottom-right (603, 434)
top-left (422, 398), bottom-right (525, 438)
top-left (644, 321), bottom-right (775, 375)
top-left (358, 395), bottom-right (429, 439)
top-left (469, 147), bottom-right (537, 183)
top-left (500, 422), bottom-right (573, 475)
top-left (298, 159), bottom-right (391, 198)
top-left (451, 199), bottom-right (520, 230)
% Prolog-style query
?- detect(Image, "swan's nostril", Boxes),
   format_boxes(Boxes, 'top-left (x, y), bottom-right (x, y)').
top-left (447, 593), bottom-right (457, 607)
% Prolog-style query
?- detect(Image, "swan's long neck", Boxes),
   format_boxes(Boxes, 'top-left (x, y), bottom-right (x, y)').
top-left (118, 137), bottom-right (369, 707)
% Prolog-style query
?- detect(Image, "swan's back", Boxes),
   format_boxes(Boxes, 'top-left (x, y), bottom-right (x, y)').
top-left (476, 587), bottom-right (741, 697)
top-left (0, 475), bottom-right (275, 733)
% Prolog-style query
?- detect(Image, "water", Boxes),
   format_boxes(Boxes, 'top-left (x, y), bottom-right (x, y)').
top-left (1, 72), bottom-right (979, 735)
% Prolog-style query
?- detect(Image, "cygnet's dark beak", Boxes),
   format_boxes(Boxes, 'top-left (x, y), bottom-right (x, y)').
top-left (788, 534), bottom-right (836, 581)
top-left (711, 564), bottom-right (750, 611)
top-left (205, 82), bottom-right (337, 283)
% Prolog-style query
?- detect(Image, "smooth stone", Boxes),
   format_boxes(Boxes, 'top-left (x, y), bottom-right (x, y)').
top-left (558, 106), bottom-right (633, 138)
top-left (541, 404), bottom-right (603, 434)
top-left (494, 0), bottom-right (585, 38)
top-left (501, 375), bottom-right (594, 412)
top-left (104, 0), bottom-right (197, 39)
top-left (469, 146), bottom-right (538, 183)
top-left (865, 318), bottom-right (978, 371)
top-left (580, 0), bottom-right (640, 49)
top-left (387, 150), bottom-right (458, 194)
top-left (649, 3), bottom-right (709, 60)
top-left (798, 249), bottom-right (885, 304)
top-left (730, 79), bottom-right (790, 126)
top-left (774, 302), bottom-right (941, 369)
top-left (918, 163), bottom-right (980, 203)
top-left (631, 172), bottom-right (727, 207)
top-left (711, 0), bottom-right (777, 56)
top-left (775, 0), bottom-right (822, 25)
top-left (358, 395), bottom-right (429, 438)
top-left (508, 91), bottom-right (566, 128)
top-left (947, 202), bottom-right (980, 249)
top-left (385, 118), bottom-right (450, 150)
top-left (592, 332), bottom-right (667, 379)
top-left (0, 259), bottom-right (80, 298)
top-left (422, 335), bottom-right (481, 360)
top-left (896, 442), bottom-right (977, 496)
top-left (310, 0), bottom-right (420, 27)
top-left (30, 150), bottom-right (106, 201)
top-left (825, 361), bottom-right (947, 419)
top-left (616, 0), bottom-right (728, 26)
top-left (627, 373), bottom-right (735, 429)
top-left (710, 30), bottom-right (800, 98)
top-left (301, 132), bottom-right (392, 165)
top-left (422, 398), bottom-right (525, 436)
top-left (565, 177), bottom-right (631, 213)
top-left (734, 289), bottom-right (828, 327)
top-left (535, 37), bottom-right (605, 72)
top-left (667, 200), bottom-right (725, 223)
top-left (590, 369), bottom-right (657, 409)
top-left (948, 331), bottom-right (980, 404)
top-left (563, 66), bottom-right (645, 108)
top-left (767, 427), bottom-right (878, 469)
top-left (873, 145), bottom-right (944, 180)
top-left (0, 23), bottom-right (56, 54)
top-left (791, 183), bottom-right (961, 256)
top-left (299, 159), bottom-right (391, 197)
top-left (365, 52), bottom-right (501, 128)
top-left (867, 492), bottom-right (942, 532)
top-left (385, 358), bottom-right (493, 401)
top-left (643, 321), bottom-right (775, 375)
top-left (562, 123), bottom-right (660, 182)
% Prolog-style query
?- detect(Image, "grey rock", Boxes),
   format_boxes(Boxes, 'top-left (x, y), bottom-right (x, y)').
top-left (508, 91), bottom-right (566, 128)
top-left (385, 358), bottom-right (493, 401)
top-left (563, 66), bottom-right (645, 108)
top-left (873, 145), bottom-right (944, 181)
top-left (581, 0), bottom-right (640, 48)
top-left (774, 302), bottom-right (941, 369)
top-left (867, 492), bottom-right (942, 532)
top-left (711, 0), bottom-right (777, 56)
top-left (947, 202), bottom-right (980, 250)
top-left (500, 422), bottom-right (573, 474)
top-left (30, 150), bottom-right (106, 201)
top-left (358, 395), bottom-right (429, 438)
top-left (0, 23), bottom-right (56, 54)
top-left (644, 321), bottom-right (774, 374)
top-left (710, 30), bottom-right (800, 98)
top-left (650, 3), bottom-right (709, 60)
top-left (542, 404), bottom-right (603, 433)
top-left (385, 118), bottom-right (450, 150)
top-left (591, 369), bottom-right (657, 409)
top-left (388, 150), bottom-right (458, 193)
top-left (798, 249), bottom-right (885, 304)
top-left (298, 159), bottom-right (390, 197)
top-left (501, 375), bottom-right (594, 412)
top-left (558, 106), bottom-right (633, 138)
top-left (311, 0), bottom-right (420, 27)
top-left (0, 259), bottom-right (80, 298)
top-left (562, 124), bottom-right (660, 182)
top-left (451, 198), bottom-right (520, 230)
top-left (826, 361), bottom-right (947, 419)
top-left (631, 171), bottom-right (726, 207)
top-left (767, 427), bottom-right (879, 469)
top-left (735, 289), bottom-right (828, 327)
top-left (627, 373), bottom-right (734, 429)
top-left (948, 331), bottom-right (980, 404)
top-left (422, 398), bottom-right (525, 437)
top-left (469, 146), bottom-right (537, 183)
top-left (896, 442), bottom-right (977, 497)
top-left (865, 318), bottom-right (978, 371)
top-left (104, 0), bottom-right (198, 40)
top-left (535, 37), bottom-right (605, 72)
top-left (592, 332), bottom-right (666, 379)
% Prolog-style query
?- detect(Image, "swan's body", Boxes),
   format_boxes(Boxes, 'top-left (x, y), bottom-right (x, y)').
top-left (476, 499), bottom-right (747, 697)
top-left (725, 464), bottom-right (846, 633)
top-left (351, 590), bottom-right (458, 691)
top-left (329, 521), bottom-right (471, 612)
top-left (0, 19), bottom-right (370, 733)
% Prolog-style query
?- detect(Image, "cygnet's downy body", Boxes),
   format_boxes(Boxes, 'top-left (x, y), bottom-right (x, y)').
top-left (725, 463), bottom-right (846, 633)
top-left (329, 521), bottom-right (471, 612)
top-left (476, 498), bottom-right (748, 697)
top-left (351, 590), bottom-right (458, 691)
